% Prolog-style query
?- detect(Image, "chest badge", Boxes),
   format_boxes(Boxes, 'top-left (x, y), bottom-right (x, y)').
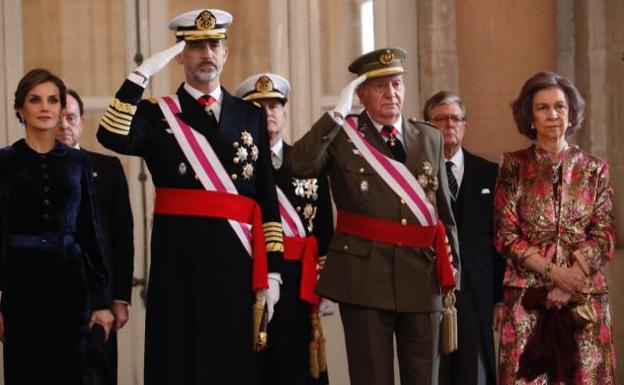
top-left (178, 162), bottom-right (188, 176)
top-left (360, 180), bottom-right (369, 193)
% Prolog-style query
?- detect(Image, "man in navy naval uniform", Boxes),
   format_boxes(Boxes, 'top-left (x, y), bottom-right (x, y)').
top-left (97, 9), bottom-right (284, 385)
top-left (236, 73), bottom-right (334, 385)
top-left (56, 89), bottom-right (134, 385)
top-left (423, 91), bottom-right (505, 385)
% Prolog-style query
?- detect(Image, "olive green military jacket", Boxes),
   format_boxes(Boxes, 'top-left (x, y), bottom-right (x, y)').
top-left (287, 112), bottom-right (460, 312)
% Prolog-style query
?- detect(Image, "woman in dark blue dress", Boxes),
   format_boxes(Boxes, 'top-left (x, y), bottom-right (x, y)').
top-left (0, 68), bottom-right (111, 384)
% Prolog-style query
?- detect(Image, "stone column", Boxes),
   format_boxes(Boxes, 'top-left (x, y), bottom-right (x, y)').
top-left (564, 1), bottom-right (624, 382)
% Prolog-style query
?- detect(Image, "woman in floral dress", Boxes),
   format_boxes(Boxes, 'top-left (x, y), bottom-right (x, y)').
top-left (494, 71), bottom-right (616, 384)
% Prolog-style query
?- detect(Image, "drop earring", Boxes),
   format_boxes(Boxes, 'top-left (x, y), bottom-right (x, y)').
top-left (530, 124), bottom-right (535, 130)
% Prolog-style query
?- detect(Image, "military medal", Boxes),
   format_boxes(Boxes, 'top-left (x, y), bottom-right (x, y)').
top-left (178, 162), bottom-right (187, 175)
top-left (250, 145), bottom-right (259, 161)
top-left (241, 131), bottom-right (253, 146)
top-left (242, 164), bottom-right (254, 179)
top-left (236, 147), bottom-right (249, 161)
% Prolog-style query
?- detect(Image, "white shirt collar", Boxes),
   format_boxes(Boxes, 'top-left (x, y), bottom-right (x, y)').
top-left (270, 138), bottom-right (284, 160)
top-left (270, 138), bottom-right (284, 169)
top-left (446, 147), bottom-right (465, 186)
top-left (366, 113), bottom-right (404, 141)
top-left (183, 82), bottom-right (222, 122)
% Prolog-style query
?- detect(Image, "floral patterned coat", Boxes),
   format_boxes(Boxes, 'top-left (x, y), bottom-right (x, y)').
top-left (494, 144), bottom-right (615, 292)
top-left (493, 144), bottom-right (616, 385)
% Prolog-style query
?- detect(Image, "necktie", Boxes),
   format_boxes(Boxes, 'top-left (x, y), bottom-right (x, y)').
top-left (445, 161), bottom-right (458, 199)
top-left (381, 125), bottom-right (406, 163)
top-left (198, 95), bottom-right (218, 124)
top-left (198, 95), bottom-right (216, 107)
top-left (271, 151), bottom-right (282, 169)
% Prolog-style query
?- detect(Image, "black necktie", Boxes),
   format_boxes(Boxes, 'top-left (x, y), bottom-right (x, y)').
top-left (445, 161), bottom-right (458, 199)
top-left (381, 126), bottom-right (406, 163)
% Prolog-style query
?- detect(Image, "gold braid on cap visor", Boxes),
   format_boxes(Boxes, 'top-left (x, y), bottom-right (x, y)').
top-left (176, 29), bottom-right (227, 40)
top-left (243, 91), bottom-right (286, 101)
top-left (363, 66), bottom-right (405, 79)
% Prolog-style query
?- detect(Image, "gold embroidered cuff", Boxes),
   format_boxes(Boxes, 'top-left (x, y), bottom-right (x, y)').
top-left (266, 242), bottom-right (284, 253)
top-left (111, 98), bottom-right (137, 115)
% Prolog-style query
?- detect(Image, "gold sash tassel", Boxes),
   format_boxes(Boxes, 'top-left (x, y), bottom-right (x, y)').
top-left (441, 290), bottom-right (458, 354)
top-left (309, 310), bottom-right (327, 379)
top-left (253, 292), bottom-right (268, 351)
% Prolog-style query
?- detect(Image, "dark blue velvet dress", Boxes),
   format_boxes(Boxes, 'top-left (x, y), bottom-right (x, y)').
top-left (0, 139), bottom-right (108, 385)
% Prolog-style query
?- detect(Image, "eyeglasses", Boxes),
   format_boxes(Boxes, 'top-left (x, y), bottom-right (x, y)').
top-left (431, 115), bottom-right (465, 124)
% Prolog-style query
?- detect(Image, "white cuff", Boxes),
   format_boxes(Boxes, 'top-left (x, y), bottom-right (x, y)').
top-left (268, 272), bottom-right (282, 285)
top-left (127, 72), bottom-right (148, 87)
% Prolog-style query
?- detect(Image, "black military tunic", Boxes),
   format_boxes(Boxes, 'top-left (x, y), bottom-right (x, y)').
top-left (259, 143), bottom-right (333, 385)
top-left (97, 80), bottom-right (283, 385)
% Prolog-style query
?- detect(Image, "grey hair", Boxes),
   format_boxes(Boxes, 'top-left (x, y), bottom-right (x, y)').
top-left (422, 90), bottom-right (467, 121)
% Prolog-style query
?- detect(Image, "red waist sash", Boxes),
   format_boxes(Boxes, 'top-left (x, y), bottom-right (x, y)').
top-left (284, 235), bottom-right (320, 306)
top-left (336, 210), bottom-right (455, 292)
top-left (154, 187), bottom-right (268, 291)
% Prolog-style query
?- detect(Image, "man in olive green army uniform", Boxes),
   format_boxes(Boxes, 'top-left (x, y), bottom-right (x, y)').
top-left (287, 48), bottom-right (459, 385)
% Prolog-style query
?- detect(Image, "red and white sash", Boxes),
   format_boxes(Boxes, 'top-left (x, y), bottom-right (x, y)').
top-left (342, 116), bottom-right (437, 226)
top-left (341, 116), bottom-right (456, 292)
top-left (158, 96), bottom-right (252, 256)
top-left (276, 187), bottom-right (306, 237)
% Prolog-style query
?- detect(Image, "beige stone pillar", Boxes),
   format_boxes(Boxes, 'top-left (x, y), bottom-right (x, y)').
top-left (567, 1), bottom-right (624, 382)
top-left (0, 0), bottom-right (23, 145)
top-left (417, 0), bottom-right (459, 110)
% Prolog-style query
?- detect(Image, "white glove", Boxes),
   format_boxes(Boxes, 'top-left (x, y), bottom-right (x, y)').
top-left (318, 298), bottom-right (336, 316)
top-left (333, 74), bottom-right (367, 119)
top-left (127, 41), bottom-right (186, 86)
top-left (263, 273), bottom-right (281, 322)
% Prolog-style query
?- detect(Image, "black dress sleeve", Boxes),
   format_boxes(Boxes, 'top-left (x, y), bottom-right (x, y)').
top-left (109, 157), bottom-right (134, 303)
top-left (76, 154), bottom-right (110, 310)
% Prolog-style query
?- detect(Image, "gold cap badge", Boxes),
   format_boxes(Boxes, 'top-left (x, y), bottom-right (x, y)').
top-left (255, 75), bottom-right (274, 93)
top-left (379, 50), bottom-right (395, 65)
top-left (195, 10), bottom-right (216, 30)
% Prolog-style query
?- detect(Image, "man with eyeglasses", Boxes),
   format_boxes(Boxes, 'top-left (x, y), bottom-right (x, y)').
top-left (423, 91), bottom-right (504, 385)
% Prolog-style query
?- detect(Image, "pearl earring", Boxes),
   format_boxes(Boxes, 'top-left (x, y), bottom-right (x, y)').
top-left (567, 122), bottom-right (572, 128)
top-left (530, 124), bottom-right (535, 130)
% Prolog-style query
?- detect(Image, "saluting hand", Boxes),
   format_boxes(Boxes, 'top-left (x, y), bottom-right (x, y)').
top-left (333, 74), bottom-right (367, 119)
top-left (129, 40), bottom-right (186, 86)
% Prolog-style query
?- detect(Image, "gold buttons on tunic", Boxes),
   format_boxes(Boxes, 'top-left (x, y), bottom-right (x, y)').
top-left (359, 167), bottom-right (365, 173)
top-left (400, 199), bottom-right (406, 205)
top-left (343, 245), bottom-right (349, 251)
top-left (401, 218), bottom-right (407, 225)
top-left (231, 173), bottom-right (238, 181)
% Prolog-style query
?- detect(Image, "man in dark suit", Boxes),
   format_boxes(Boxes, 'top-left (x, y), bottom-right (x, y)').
top-left (57, 89), bottom-right (134, 385)
top-left (423, 91), bottom-right (505, 385)
top-left (288, 48), bottom-right (459, 385)
top-left (236, 73), bottom-right (333, 385)
top-left (96, 9), bottom-right (283, 385)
